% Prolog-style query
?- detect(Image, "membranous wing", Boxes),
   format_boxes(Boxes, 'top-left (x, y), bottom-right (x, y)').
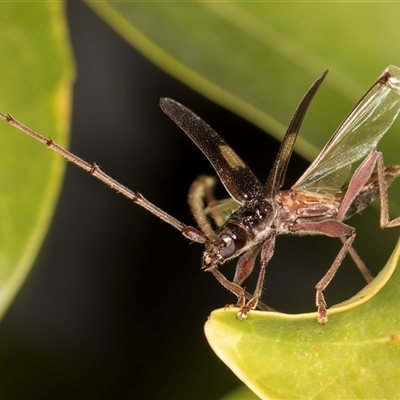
top-left (205, 197), bottom-right (241, 228)
top-left (293, 65), bottom-right (400, 195)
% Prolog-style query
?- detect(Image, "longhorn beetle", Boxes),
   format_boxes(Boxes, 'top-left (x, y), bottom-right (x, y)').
top-left (2, 65), bottom-right (400, 324)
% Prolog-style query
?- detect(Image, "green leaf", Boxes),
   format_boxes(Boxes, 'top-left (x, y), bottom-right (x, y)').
top-left (0, 4), bottom-right (74, 319)
top-left (205, 239), bottom-right (400, 399)
top-left (87, 2), bottom-right (400, 162)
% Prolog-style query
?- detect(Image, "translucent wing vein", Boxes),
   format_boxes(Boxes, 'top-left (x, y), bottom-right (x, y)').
top-left (293, 65), bottom-right (400, 194)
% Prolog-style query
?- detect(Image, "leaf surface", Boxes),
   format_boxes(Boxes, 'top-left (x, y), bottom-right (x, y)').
top-left (88, 2), bottom-right (400, 163)
top-left (0, 3), bottom-right (74, 319)
top-left (205, 239), bottom-right (400, 399)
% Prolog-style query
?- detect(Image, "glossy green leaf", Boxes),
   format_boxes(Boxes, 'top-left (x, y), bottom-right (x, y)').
top-left (205, 239), bottom-right (400, 399)
top-left (87, 2), bottom-right (400, 162)
top-left (0, 4), bottom-right (74, 319)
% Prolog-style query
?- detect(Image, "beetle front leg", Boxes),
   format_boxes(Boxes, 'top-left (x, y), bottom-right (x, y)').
top-left (209, 268), bottom-right (273, 311)
top-left (209, 268), bottom-right (247, 306)
top-left (233, 241), bottom-right (264, 285)
top-left (237, 233), bottom-right (276, 320)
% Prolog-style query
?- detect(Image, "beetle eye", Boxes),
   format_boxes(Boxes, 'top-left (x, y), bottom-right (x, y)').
top-left (219, 234), bottom-right (236, 258)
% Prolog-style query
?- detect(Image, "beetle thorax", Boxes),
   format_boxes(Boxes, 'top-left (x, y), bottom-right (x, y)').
top-left (203, 198), bottom-right (276, 269)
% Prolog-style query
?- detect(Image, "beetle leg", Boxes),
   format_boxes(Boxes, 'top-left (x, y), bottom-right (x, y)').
top-left (237, 233), bottom-right (276, 320)
top-left (290, 220), bottom-right (355, 325)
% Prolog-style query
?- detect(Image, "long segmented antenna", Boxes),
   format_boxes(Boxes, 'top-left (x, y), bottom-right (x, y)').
top-left (0, 112), bottom-right (206, 244)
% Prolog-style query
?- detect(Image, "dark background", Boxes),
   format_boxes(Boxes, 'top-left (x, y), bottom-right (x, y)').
top-left (0, 2), bottom-right (384, 399)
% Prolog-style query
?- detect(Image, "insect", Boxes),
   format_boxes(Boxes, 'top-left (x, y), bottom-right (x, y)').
top-left (2, 66), bottom-right (400, 325)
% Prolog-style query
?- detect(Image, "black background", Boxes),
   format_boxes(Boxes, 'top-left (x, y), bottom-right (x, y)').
top-left (0, 2), bottom-right (379, 399)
